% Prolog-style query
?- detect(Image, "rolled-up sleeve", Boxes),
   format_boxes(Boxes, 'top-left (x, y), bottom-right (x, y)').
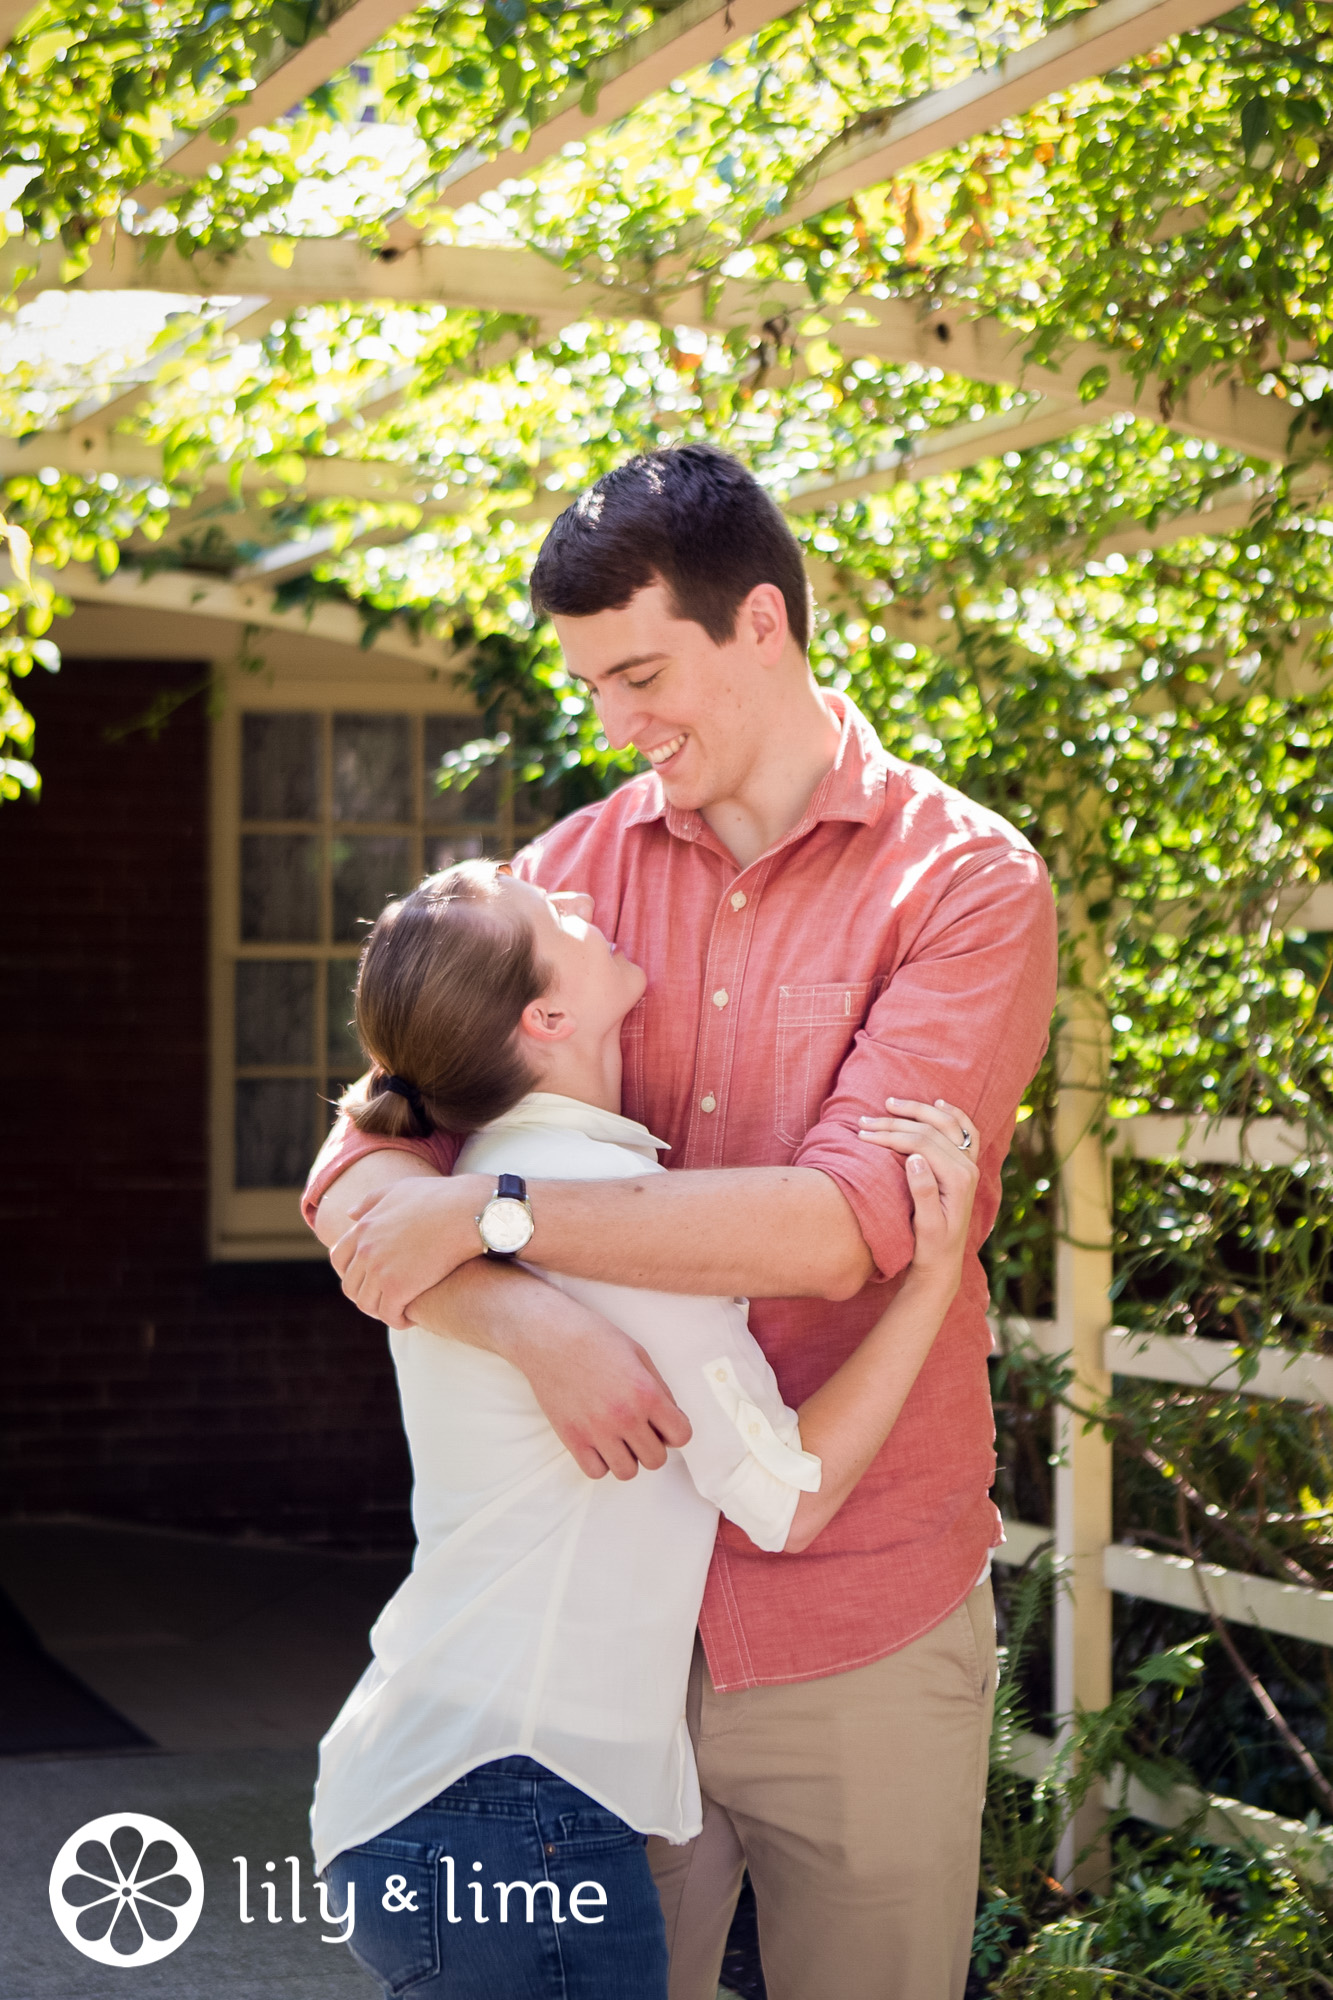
top-left (694, 1351), bottom-right (821, 1551)
top-left (301, 1113), bottom-right (459, 1231)
top-left (793, 844), bottom-right (1058, 1284)
top-left (544, 1277), bottom-right (820, 1553)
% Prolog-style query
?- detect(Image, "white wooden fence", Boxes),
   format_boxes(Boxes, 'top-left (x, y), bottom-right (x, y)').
top-left (990, 882), bottom-right (1333, 1881)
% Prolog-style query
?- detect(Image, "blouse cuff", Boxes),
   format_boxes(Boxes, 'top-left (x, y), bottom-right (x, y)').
top-left (710, 1459), bottom-right (802, 1554)
top-left (702, 1357), bottom-right (823, 1493)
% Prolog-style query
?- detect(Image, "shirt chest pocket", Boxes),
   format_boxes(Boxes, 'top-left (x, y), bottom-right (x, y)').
top-left (774, 980), bottom-right (881, 1149)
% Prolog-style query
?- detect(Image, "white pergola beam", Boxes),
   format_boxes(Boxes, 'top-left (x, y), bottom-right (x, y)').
top-left (1113, 1113), bottom-right (1321, 1167)
top-left (783, 398), bottom-right (1087, 510)
top-left (1289, 883), bottom-right (1333, 930)
top-left (1104, 1324), bottom-right (1333, 1405)
top-left (53, 559), bottom-right (459, 666)
top-left (1105, 1542), bottom-right (1333, 1651)
top-left (10, 236), bottom-right (1293, 466)
top-left (1, 0), bottom-right (36, 47)
top-left (414, 0), bottom-right (801, 230)
top-left (222, 299), bottom-right (294, 343)
top-left (764, 0), bottom-right (1235, 237)
top-left (4, 235), bottom-right (584, 316)
top-left (57, 298), bottom-right (279, 436)
top-left (248, 422), bottom-right (1063, 578)
top-left (328, 317), bottom-right (562, 437)
top-left (136, 0), bottom-right (800, 243)
top-left (814, 291), bottom-right (1292, 463)
top-left (0, 426), bottom-right (568, 555)
top-left (803, 464), bottom-right (1318, 557)
top-left (1152, 190), bottom-right (1223, 241)
top-left (228, 479), bottom-right (565, 581)
top-left (807, 476), bottom-right (1333, 692)
top-left (0, 429), bottom-right (432, 501)
top-left (1092, 467), bottom-right (1327, 554)
top-left (1094, 479), bottom-right (1272, 554)
top-left (799, 463), bottom-right (1277, 536)
top-left (231, 524), bottom-right (364, 582)
top-left (135, 0), bottom-right (418, 201)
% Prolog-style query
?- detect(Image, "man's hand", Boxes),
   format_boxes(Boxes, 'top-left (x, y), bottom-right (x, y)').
top-left (331, 1173), bottom-right (490, 1325)
top-left (316, 1150), bottom-right (692, 1478)
top-left (469, 1278), bottom-right (694, 1480)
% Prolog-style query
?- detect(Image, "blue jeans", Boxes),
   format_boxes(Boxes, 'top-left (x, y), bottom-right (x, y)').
top-left (323, 1757), bottom-right (669, 1999)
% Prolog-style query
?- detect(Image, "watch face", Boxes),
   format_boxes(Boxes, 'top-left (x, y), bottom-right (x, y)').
top-left (482, 1197), bottom-right (534, 1254)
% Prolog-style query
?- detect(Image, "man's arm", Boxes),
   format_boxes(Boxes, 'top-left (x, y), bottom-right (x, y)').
top-left (331, 1162), bottom-right (871, 1328)
top-left (315, 1149), bottom-right (692, 1480)
top-left (330, 842), bottom-right (1057, 1329)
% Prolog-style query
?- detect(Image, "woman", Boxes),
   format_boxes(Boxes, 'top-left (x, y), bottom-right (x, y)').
top-left (313, 860), bottom-right (978, 2000)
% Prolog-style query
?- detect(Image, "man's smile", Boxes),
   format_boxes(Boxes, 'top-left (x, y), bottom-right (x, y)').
top-left (643, 734), bottom-right (687, 769)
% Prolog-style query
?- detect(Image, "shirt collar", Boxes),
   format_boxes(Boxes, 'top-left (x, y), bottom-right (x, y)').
top-left (622, 691), bottom-right (889, 845)
top-left (479, 1092), bottom-right (669, 1160)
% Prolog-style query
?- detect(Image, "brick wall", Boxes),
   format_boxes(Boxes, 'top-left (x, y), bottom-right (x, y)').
top-left (0, 661), bottom-right (412, 1550)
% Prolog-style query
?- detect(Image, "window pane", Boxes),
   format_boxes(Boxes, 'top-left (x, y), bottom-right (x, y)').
top-left (425, 833), bottom-right (500, 875)
top-left (241, 834), bottom-right (321, 942)
top-left (332, 835), bottom-right (412, 942)
top-left (326, 958), bottom-right (363, 1072)
top-left (242, 713), bottom-right (319, 821)
top-left (424, 718), bottom-right (500, 825)
top-left (235, 1079), bottom-right (318, 1188)
top-left (235, 960), bottom-right (315, 1066)
top-left (333, 714), bottom-right (412, 823)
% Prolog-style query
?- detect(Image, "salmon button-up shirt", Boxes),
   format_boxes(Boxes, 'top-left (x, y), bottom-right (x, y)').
top-left (305, 693), bottom-right (1058, 1691)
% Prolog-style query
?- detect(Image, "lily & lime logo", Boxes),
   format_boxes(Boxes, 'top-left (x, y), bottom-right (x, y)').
top-left (49, 1812), bottom-right (205, 1966)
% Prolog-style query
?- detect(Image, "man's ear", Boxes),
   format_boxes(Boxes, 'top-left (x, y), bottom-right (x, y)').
top-left (519, 995), bottom-right (578, 1045)
top-left (742, 581), bottom-right (789, 664)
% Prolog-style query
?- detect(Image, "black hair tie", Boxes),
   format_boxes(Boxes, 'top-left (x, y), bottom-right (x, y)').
top-left (381, 1073), bottom-right (433, 1137)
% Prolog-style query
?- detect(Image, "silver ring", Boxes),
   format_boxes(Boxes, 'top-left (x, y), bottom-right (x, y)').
top-left (957, 1130), bottom-right (973, 1152)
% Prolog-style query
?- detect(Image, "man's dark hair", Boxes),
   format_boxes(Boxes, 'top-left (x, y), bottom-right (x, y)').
top-left (529, 442), bottom-right (811, 653)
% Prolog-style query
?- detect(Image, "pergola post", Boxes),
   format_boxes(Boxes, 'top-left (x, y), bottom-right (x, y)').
top-left (1052, 894), bottom-right (1115, 1886)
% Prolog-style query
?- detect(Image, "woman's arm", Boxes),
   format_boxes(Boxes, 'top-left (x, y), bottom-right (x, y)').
top-left (549, 1097), bottom-right (979, 1557)
top-left (782, 1099), bottom-right (979, 1554)
top-left (315, 1148), bottom-right (692, 1481)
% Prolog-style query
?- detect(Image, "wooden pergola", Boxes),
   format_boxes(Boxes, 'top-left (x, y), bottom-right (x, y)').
top-left (2, 0), bottom-right (1307, 583)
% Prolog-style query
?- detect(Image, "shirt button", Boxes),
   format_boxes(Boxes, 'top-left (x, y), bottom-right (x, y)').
top-left (700, 1093), bottom-right (717, 1114)
top-left (713, 988), bottom-right (729, 1008)
top-left (748, 1421), bottom-right (761, 1437)
top-left (730, 891), bottom-right (747, 911)
top-left (713, 1367), bottom-right (727, 1382)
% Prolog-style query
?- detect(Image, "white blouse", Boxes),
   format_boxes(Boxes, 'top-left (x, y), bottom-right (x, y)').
top-left (310, 1094), bottom-right (821, 1874)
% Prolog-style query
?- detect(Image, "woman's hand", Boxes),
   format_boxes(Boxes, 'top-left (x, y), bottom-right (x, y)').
top-left (857, 1097), bottom-right (980, 1289)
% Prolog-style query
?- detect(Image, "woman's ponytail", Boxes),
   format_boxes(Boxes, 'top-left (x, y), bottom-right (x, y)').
top-left (343, 1069), bottom-right (435, 1139)
top-left (337, 862), bottom-right (548, 1139)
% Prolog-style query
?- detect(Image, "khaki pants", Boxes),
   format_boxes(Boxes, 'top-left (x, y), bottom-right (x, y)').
top-left (648, 1580), bottom-right (996, 2000)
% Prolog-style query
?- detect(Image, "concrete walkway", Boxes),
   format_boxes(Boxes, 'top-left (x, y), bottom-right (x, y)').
top-left (0, 1518), bottom-right (747, 1998)
top-left (0, 1518), bottom-right (403, 1996)
top-left (0, 1518), bottom-right (409, 1753)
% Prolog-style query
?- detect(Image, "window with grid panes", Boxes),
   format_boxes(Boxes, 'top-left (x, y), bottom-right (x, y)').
top-left (215, 704), bottom-right (543, 1257)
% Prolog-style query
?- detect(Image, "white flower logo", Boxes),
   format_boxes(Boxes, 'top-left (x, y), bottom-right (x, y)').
top-left (49, 1812), bottom-right (205, 1966)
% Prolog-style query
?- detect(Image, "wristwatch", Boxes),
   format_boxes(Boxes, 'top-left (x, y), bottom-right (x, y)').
top-left (475, 1173), bottom-right (535, 1260)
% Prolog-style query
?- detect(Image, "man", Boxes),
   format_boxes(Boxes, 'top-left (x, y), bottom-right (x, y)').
top-left (306, 442), bottom-right (1057, 2000)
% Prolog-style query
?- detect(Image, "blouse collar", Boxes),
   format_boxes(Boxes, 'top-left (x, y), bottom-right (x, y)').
top-left (480, 1092), bottom-right (669, 1161)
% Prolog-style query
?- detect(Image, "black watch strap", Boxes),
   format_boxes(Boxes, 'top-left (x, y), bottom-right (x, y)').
top-left (483, 1173), bottom-right (531, 1261)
